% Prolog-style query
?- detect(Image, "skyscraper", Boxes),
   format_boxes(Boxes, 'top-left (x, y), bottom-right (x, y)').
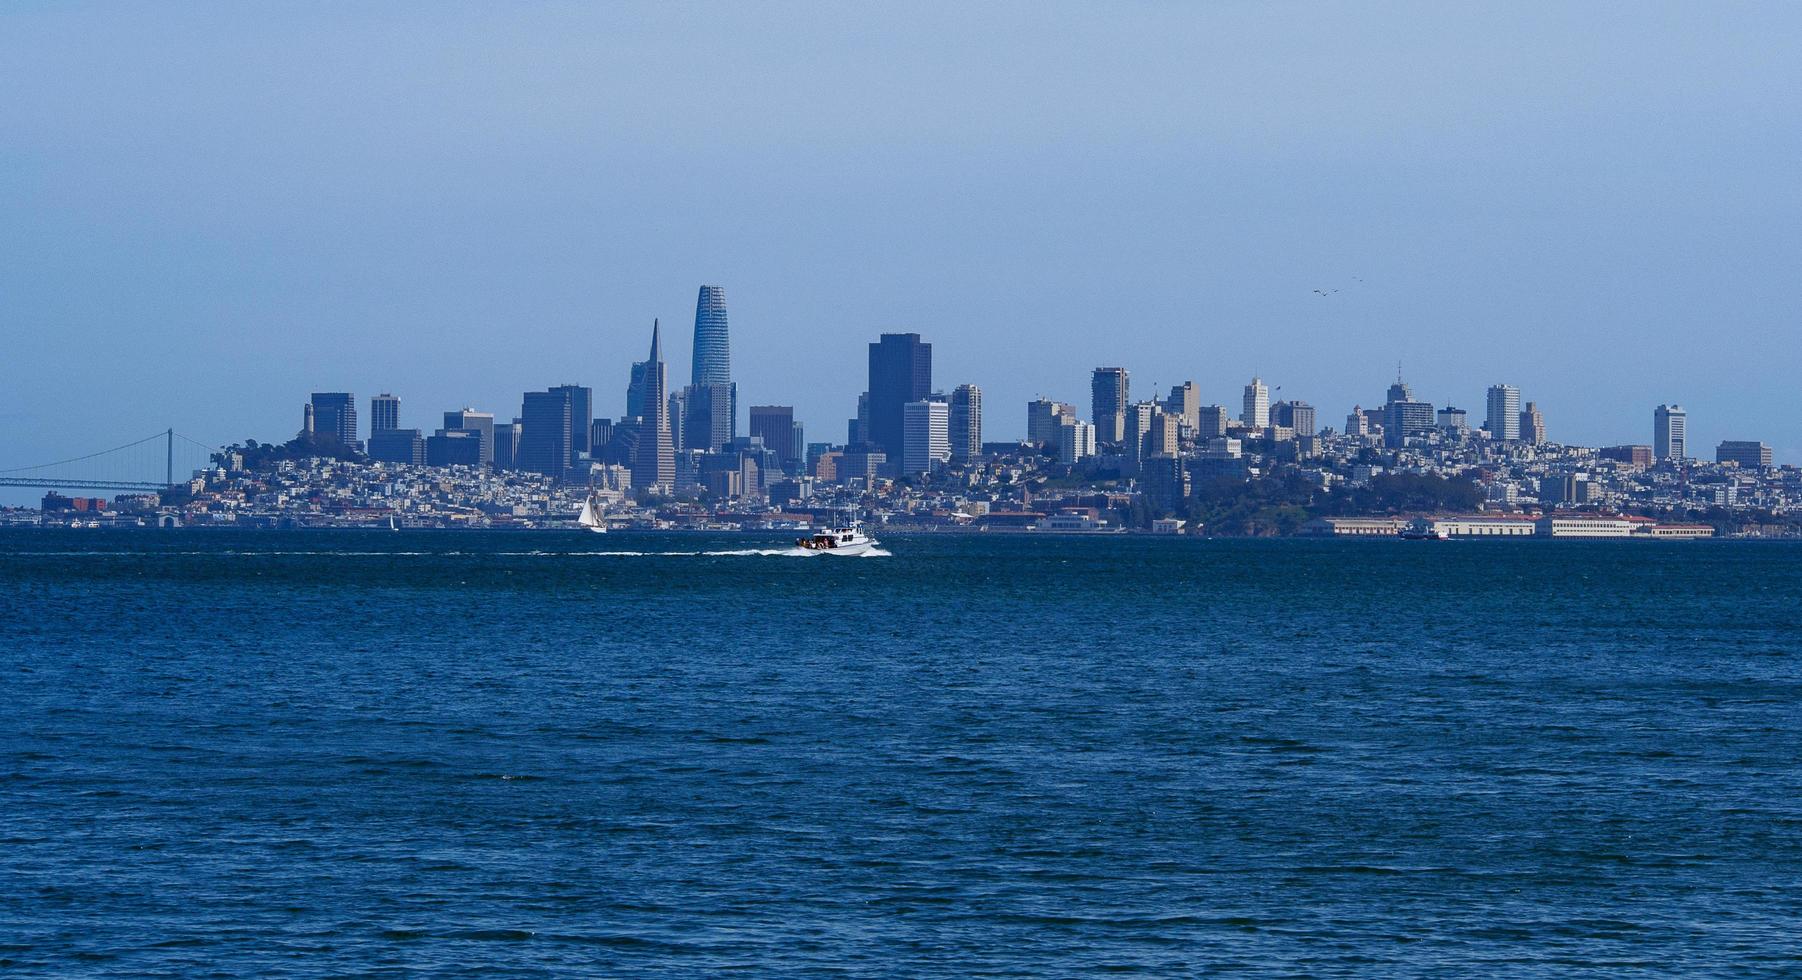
top-left (492, 421), bottom-right (520, 470)
top-left (1056, 417), bottom-right (1096, 463)
top-left (1091, 368), bottom-right (1129, 444)
top-left (682, 285), bottom-right (738, 451)
top-left (949, 384), bottom-right (982, 462)
top-left (1272, 400), bottom-right (1316, 437)
top-left (626, 361), bottom-right (650, 420)
top-left (519, 389), bottom-right (573, 479)
top-left (309, 392), bottom-right (358, 449)
top-left (1383, 374), bottom-right (1433, 448)
top-left (902, 398), bottom-right (950, 476)
top-left (691, 285), bottom-right (732, 388)
top-left (749, 405), bottom-right (800, 474)
top-left (1166, 382), bottom-right (1201, 430)
top-left (442, 408), bottom-right (495, 467)
top-left (1486, 384), bottom-right (1521, 441)
top-left (1127, 402), bottom-right (1158, 466)
top-left (1027, 399), bottom-right (1075, 446)
top-left (1519, 402), bottom-right (1546, 445)
top-left (549, 385), bottom-right (592, 459)
top-left (868, 333), bottom-right (932, 461)
top-left (632, 320), bottom-right (676, 492)
top-left (1241, 377), bottom-right (1270, 429)
top-left (370, 393), bottom-right (400, 434)
top-left (1654, 404), bottom-right (1687, 461)
top-left (1148, 408), bottom-right (1181, 458)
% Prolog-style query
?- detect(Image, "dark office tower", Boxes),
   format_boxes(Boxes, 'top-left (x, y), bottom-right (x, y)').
top-left (548, 385), bottom-right (592, 459)
top-left (1091, 368), bottom-right (1128, 445)
top-left (950, 384), bottom-right (982, 462)
top-left (442, 408), bottom-right (495, 467)
top-left (492, 421), bottom-right (520, 470)
top-left (750, 406), bottom-right (799, 474)
top-left (868, 333), bottom-right (932, 460)
top-left (309, 392), bottom-right (359, 449)
top-left (591, 418), bottom-right (613, 455)
top-left (519, 390), bottom-right (573, 480)
top-left (632, 320), bottom-right (677, 492)
top-left (626, 362), bottom-right (650, 420)
top-left (425, 429), bottom-right (482, 467)
top-left (370, 393), bottom-right (400, 434)
top-left (683, 383), bottom-right (734, 452)
top-left (368, 428), bottom-right (425, 465)
top-left (848, 392), bottom-right (871, 446)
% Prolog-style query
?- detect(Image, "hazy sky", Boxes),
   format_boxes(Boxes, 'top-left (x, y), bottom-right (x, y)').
top-left (3, 2), bottom-right (1799, 497)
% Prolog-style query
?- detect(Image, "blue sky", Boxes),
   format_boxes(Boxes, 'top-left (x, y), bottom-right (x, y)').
top-left (2, 2), bottom-right (1798, 495)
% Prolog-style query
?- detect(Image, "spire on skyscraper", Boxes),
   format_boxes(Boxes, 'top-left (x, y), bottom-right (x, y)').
top-left (649, 317), bottom-right (663, 364)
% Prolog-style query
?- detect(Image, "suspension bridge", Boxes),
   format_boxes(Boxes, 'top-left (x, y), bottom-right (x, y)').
top-left (0, 430), bottom-right (227, 494)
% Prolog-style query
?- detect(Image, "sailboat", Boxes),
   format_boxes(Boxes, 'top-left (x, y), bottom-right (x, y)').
top-left (577, 490), bottom-right (607, 533)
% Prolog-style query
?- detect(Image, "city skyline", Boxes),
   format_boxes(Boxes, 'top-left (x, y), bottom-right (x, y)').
top-left (4, 4), bottom-right (1801, 502)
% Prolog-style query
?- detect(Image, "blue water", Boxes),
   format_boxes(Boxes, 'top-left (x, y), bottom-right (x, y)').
top-left (3, 531), bottom-right (1800, 976)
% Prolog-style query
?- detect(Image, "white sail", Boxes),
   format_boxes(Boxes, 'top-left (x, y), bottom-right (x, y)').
top-left (577, 494), bottom-right (605, 531)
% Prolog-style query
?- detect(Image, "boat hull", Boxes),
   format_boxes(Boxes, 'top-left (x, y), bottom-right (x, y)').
top-left (811, 538), bottom-right (876, 556)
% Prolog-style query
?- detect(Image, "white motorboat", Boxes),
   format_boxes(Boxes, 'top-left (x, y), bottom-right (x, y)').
top-left (577, 491), bottom-right (607, 533)
top-left (795, 524), bottom-right (878, 555)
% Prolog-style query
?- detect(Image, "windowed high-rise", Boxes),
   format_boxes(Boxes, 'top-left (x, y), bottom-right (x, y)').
top-left (749, 405), bottom-right (800, 474)
top-left (1272, 400), bottom-right (1316, 437)
top-left (1383, 374), bottom-right (1433, 448)
top-left (1027, 399), bottom-right (1076, 446)
top-left (631, 320), bottom-right (676, 492)
top-left (868, 333), bottom-right (932, 461)
top-left (442, 408), bottom-right (495, 467)
top-left (519, 389), bottom-right (573, 479)
top-left (1654, 404), bottom-right (1687, 461)
top-left (1486, 384), bottom-right (1521, 441)
top-left (542, 385), bottom-right (591, 459)
top-left (309, 392), bottom-right (358, 449)
top-left (691, 285), bottom-right (732, 388)
top-left (1091, 368), bottom-right (1129, 444)
top-left (902, 398), bottom-right (950, 476)
top-left (683, 285), bottom-right (737, 450)
top-left (1241, 377), bottom-right (1270, 429)
top-left (370, 393), bottom-right (400, 434)
top-left (949, 384), bottom-right (982, 462)
top-left (1519, 402), bottom-right (1546, 445)
top-left (1165, 382), bottom-right (1201, 430)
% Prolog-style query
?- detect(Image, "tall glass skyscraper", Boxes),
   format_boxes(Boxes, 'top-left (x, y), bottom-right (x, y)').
top-left (691, 286), bottom-right (731, 387)
top-left (685, 285), bottom-right (736, 449)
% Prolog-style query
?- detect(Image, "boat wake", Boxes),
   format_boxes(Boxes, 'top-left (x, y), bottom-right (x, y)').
top-left (521, 547), bottom-right (891, 558)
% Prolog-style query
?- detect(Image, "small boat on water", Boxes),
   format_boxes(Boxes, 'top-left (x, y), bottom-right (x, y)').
top-left (1400, 520), bottom-right (1449, 540)
top-left (577, 491), bottom-right (607, 534)
top-left (796, 524), bottom-right (878, 555)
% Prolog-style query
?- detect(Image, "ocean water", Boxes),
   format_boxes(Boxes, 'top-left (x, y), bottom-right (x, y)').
top-left (2, 530), bottom-right (1800, 977)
